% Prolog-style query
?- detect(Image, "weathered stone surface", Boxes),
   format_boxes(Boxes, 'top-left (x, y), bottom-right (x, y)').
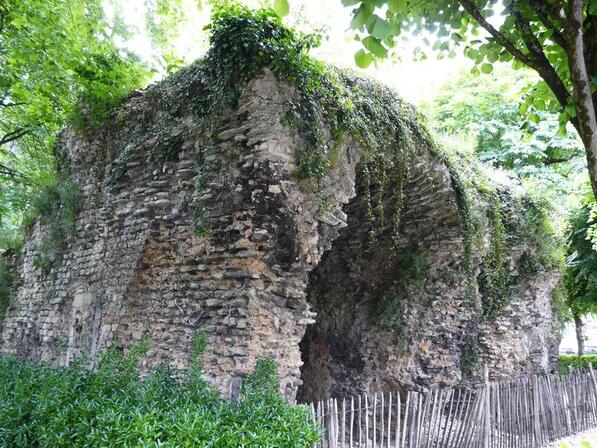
top-left (0, 68), bottom-right (561, 402)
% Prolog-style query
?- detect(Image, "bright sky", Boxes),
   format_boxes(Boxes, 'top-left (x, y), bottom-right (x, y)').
top-left (111, 0), bottom-right (470, 107)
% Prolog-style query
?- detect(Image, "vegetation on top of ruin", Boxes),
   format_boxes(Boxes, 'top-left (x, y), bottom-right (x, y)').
top-left (0, 4), bottom-right (567, 330)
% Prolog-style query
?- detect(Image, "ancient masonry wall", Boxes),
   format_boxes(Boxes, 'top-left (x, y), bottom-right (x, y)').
top-left (0, 70), bottom-right (560, 402)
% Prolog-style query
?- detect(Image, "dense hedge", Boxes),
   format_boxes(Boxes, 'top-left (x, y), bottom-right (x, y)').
top-left (557, 354), bottom-right (597, 374)
top-left (0, 339), bottom-right (321, 447)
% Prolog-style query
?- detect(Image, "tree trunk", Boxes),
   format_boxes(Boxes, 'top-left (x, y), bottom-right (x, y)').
top-left (567, 0), bottom-right (597, 199)
top-left (573, 311), bottom-right (585, 356)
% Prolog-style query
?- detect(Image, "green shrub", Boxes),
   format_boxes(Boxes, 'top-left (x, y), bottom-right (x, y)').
top-left (0, 340), bottom-right (322, 447)
top-left (557, 354), bottom-right (597, 375)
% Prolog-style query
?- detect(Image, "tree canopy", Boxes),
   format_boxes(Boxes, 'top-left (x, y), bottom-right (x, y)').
top-left (0, 0), bottom-right (151, 248)
top-left (343, 0), bottom-right (597, 199)
top-left (426, 65), bottom-right (587, 201)
top-left (565, 203), bottom-right (597, 316)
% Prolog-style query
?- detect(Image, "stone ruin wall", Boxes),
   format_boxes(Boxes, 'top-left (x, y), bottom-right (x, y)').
top-left (0, 70), bottom-right (561, 402)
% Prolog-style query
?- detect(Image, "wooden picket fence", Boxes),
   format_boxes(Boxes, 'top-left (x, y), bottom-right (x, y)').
top-left (308, 366), bottom-right (597, 448)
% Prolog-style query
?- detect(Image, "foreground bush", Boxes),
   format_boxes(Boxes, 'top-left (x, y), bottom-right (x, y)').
top-left (0, 339), bottom-right (321, 447)
top-left (557, 354), bottom-right (597, 374)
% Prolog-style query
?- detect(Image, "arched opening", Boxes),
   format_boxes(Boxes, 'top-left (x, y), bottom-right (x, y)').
top-left (297, 151), bottom-right (471, 402)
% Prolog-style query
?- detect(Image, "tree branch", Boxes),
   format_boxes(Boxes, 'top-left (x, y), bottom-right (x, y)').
top-left (526, 0), bottom-right (567, 49)
top-left (510, 6), bottom-right (572, 113)
top-left (0, 127), bottom-right (31, 147)
top-left (0, 161), bottom-right (17, 178)
top-left (544, 156), bottom-right (573, 166)
top-left (458, 0), bottom-right (573, 120)
top-left (457, 0), bottom-right (536, 67)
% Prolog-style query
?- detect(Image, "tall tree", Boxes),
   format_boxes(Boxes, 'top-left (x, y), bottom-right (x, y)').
top-left (0, 0), bottom-right (149, 249)
top-left (343, 0), bottom-right (597, 198)
top-left (0, 0), bottom-right (148, 180)
top-left (428, 65), bottom-right (586, 199)
top-left (565, 203), bottom-right (597, 354)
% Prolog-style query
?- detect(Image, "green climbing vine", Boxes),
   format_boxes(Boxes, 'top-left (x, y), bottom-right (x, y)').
top-left (140, 3), bottom-right (436, 239)
top-left (472, 188), bottom-right (564, 321)
top-left (23, 179), bottom-right (82, 275)
top-left (447, 165), bottom-right (477, 306)
top-left (460, 336), bottom-right (480, 378)
top-left (0, 258), bottom-right (15, 323)
top-left (479, 195), bottom-right (508, 320)
top-left (375, 244), bottom-right (428, 340)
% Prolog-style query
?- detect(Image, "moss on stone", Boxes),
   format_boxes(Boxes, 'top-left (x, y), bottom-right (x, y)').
top-left (0, 258), bottom-right (16, 323)
top-left (460, 336), bottom-right (480, 378)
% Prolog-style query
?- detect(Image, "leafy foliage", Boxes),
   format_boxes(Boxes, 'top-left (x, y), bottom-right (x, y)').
top-left (25, 180), bottom-right (82, 274)
top-left (0, 340), bottom-right (322, 447)
top-left (557, 354), bottom-right (597, 374)
top-left (565, 203), bottom-right (597, 318)
top-left (144, 0), bottom-right (188, 75)
top-left (0, 258), bottom-right (15, 323)
top-left (460, 337), bottom-right (480, 378)
top-left (343, 0), bottom-right (595, 115)
top-left (478, 196), bottom-right (508, 320)
top-left (341, 0), bottom-right (597, 198)
top-left (0, 0), bottom-right (150, 251)
top-left (429, 67), bottom-right (586, 198)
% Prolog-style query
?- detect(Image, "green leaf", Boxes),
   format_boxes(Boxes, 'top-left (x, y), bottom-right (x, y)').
top-left (350, 3), bottom-right (374, 29)
top-left (529, 113), bottom-right (540, 124)
top-left (512, 59), bottom-right (524, 70)
top-left (368, 15), bottom-right (393, 40)
top-left (480, 62), bottom-right (493, 74)
top-left (465, 47), bottom-right (478, 60)
top-left (487, 51), bottom-right (499, 63)
top-left (354, 49), bottom-right (373, 68)
top-left (589, 0), bottom-right (597, 15)
top-left (342, 0), bottom-right (362, 5)
top-left (451, 32), bottom-right (464, 43)
top-left (362, 36), bottom-right (388, 57)
top-left (565, 104), bottom-right (577, 118)
top-left (534, 98), bottom-right (545, 110)
top-left (273, 0), bottom-right (290, 17)
top-left (388, 0), bottom-right (407, 13)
